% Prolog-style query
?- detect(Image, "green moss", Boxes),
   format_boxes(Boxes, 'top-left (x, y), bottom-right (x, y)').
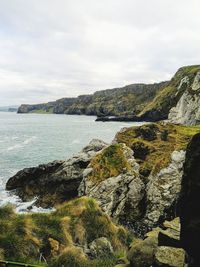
top-left (88, 144), bottom-right (132, 183)
top-left (30, 108), bottom-right (53, 114)
top-left (0, 197), bottom-right (129, 265)
top-left (116, 123), bottom-right (200, 176)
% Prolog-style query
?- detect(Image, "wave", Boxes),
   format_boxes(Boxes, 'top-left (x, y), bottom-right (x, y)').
top-left (4, 136), bottom-right (37, 152)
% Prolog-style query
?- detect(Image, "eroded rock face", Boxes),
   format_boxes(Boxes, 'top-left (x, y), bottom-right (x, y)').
top-left (6, 139), bottom-right (108, 208)
top-left (168, 72), bottom-right (200, 125)
top-left (78, 144), bottom-right (146, 223)
top-left (79, 141), bottom-right (186, 231)
top-left (145, 150), bottom-right (185, 226)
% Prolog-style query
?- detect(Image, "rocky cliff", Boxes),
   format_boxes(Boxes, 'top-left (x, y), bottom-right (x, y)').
top-left (17, 65), bottom-right (200, 125)
top-left (3, 122), bottom-right (200, 267)
top-left (6, 123), bottom-right (200, 234)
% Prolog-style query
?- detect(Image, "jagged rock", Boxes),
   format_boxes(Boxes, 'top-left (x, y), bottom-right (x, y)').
top-left (6, 139), bottom-right (107, 208)
top-left (78, 144), bottom-right (145, 223)
top-left (168, 72), bottom-right (200, 125)
top-left (145, 150), bottom-right (185, 226)
top-left (154, 246), bottom-right (185, 267)
top-left (179, 133), bottom-right (200, 266)
top-left (88, 237), bottom-right (113, 258)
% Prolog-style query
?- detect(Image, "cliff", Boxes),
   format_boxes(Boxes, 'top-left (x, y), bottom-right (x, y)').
top-left (17, 65), bottom-right (200, 125)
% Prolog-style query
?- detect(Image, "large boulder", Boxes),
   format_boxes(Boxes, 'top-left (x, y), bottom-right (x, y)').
top-left (179, 133), bottom-right (200, 266)
top-left (6, 139), bottom-right (107, 208)
top-left (154, 246), bottom-right (185, 267)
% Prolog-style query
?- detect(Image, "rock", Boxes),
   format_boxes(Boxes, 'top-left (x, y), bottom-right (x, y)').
top-left (154, 246), bottom-right (185, 267)
top-left (6, 139), bottom-right (107, 208)
top-left (191, 71), bottom-right (200, 91)
top-left (127, 233), bottom-right (159, 267)
top-left (88, 237), bottom-right (113, 258)
top-left (127, 218), bottom-right (182, 267)
top-left (179, 133), bottom-right (200, 266)
top-left (79, 144), bottom-right (145, 223)
top-left (158, 218), bottom-right (180, 247)
top-left (145, 150), bottom-right (185, 226)
top-left (168, 71), bottom-right (200, 125)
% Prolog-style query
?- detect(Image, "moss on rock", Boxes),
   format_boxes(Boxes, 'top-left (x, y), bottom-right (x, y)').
top-left (115, 122), bottom-right (200, 176)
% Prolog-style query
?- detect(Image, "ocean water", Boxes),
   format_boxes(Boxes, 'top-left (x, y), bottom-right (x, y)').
top-left (0, 112), bottom-right (144, 211)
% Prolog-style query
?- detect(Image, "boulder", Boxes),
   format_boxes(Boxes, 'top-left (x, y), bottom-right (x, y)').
top-left (88, 237), bottom-right (113, 258)
top-left (6, 139), bottom-right (107, 208)
top-left (154, 246), bottom-right (185, 267)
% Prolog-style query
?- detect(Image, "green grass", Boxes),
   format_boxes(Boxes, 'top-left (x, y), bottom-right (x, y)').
top-left (87, 144), bottom-right (133, 183)
top-left (0, 197), bottom-right (130, 266)
top-left (115, 123), bottom-right (200, 176)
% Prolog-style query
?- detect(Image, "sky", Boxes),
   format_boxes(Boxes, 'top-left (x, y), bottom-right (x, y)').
top-left (0, 0), bottom-right (200, 106)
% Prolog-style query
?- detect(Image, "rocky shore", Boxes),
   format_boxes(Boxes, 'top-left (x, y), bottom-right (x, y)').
top-left (1, 64), bottom-right (200, 266)
top-left (2, 122), bottom-right (200, 266)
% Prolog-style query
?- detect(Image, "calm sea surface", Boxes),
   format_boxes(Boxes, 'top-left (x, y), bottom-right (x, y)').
top-left (0, 112), bottom-right (144, 211)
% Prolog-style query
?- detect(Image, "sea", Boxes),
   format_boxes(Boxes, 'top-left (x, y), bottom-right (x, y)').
top-left (0, 112), bottom-right (144, 212)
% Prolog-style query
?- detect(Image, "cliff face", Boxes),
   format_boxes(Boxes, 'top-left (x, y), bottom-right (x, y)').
top-left (17, 65), bottom-right (200, 125)
top-left (168, 69), bottom-right (200, 125)
top-left (18, 82), bottom-right (166, 116)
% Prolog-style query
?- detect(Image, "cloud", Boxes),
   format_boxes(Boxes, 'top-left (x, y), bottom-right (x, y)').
top-left (0, 0), bottom-right (200, 105)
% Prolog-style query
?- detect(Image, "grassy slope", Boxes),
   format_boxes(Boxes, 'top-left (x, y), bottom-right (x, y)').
top-left (0, 197), bottom-right (130, 267)
top-left (116, 123), bottom-right (200, 176)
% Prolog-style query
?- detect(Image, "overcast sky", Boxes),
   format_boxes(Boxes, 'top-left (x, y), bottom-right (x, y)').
top-left (0, 0), bottom-right (200, 106)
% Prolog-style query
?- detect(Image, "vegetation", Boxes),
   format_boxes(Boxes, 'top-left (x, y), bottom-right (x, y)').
top-left (0, 197), bottom-right (130, 267)
top-left (87, 144), bottom-right (133, 183)
top-left (115, 123), bottom-right (200, 176)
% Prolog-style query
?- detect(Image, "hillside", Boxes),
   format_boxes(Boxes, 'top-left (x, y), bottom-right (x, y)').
top-left (17, 65), bottom-right (200, 125)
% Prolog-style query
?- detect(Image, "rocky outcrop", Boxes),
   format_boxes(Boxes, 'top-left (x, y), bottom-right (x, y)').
top-left (145, 150), bottom-right (185, 227)
top-left (6, 139), bottom-right (107, 208)
top-left (127, 218), bottom-right (185, 267)
top-left (78, 144), bottom-right (146, 224)
top-left (168, 71), bottom-right (200, 125)
top-left (179, 133), bottom-right (200, 266)
top-left (79, 123), bottom-right (197, 233)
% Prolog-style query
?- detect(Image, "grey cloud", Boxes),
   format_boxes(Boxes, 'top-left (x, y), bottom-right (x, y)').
top-left (0, 0), bottom-right (200, 105)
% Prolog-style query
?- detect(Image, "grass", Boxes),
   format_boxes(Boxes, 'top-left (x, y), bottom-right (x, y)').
top-left (87, 144), bottom-right (133, 183)
top-left (30, 108), bottom-right (53, 114)
top-left (0, 197), bottom-right (130, 266)
top-left (115, 123), bottom-right (200, 176)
